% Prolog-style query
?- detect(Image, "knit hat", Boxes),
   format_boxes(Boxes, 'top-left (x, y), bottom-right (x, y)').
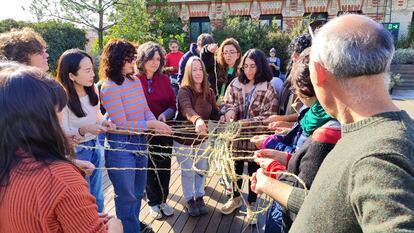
top-left (270, 48), bottom-right (276, 53)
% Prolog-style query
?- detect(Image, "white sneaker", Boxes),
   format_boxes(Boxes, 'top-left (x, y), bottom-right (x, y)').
top-left (160, 203), bottom-right (174, 216)
top-left (247, 202), bottom-right (257, 225)
top-left (149, 205), bottom-right (163, 219)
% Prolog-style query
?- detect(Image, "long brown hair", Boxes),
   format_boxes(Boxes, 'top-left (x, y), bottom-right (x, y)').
top-left (216, 38), bottom-right (241, 83)
top-left (181, 56), bottom-right (210, 99)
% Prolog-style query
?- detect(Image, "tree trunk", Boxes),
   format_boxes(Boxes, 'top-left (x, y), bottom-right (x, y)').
top-left (98, 0), bottom-right (104, 53)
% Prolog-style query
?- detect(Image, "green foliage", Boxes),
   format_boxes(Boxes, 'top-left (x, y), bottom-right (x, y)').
top-left (107, 0), bottom-right (188, 54)
top-left (0, 19), bottom-right (86, 74)
top-left (388, 73), bottom-right (403, 91)
top-left (397, 20), bottom-right (414, 48)
top-left (392, 48), bottom-right (414, 64)
top-left (35, 21), bottom-right (87, 73)
top-left (212, 15), bottom-right (307, 72)
top-left (0, 19), bottom-right (30, 33)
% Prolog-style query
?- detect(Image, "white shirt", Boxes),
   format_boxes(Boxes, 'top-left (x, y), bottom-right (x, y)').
top-left (61, 94), bottom-right (104, 142)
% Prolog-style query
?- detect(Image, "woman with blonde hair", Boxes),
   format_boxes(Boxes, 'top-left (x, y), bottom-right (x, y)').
top-left (174, 56), bottom-right (221, 217)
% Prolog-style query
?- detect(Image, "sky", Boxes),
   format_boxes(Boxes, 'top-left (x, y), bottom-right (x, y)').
top-left (0, 0), bottom-right (35, 22)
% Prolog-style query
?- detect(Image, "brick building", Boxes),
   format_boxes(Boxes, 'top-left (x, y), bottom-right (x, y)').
top-left (149, 0), bottom-right (414, 42)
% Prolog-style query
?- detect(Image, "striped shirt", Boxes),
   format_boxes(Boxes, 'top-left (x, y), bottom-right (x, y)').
top-left (100, 77), bottom-right (155, 131)
top-left (0, 155), bottom-right (106, 233)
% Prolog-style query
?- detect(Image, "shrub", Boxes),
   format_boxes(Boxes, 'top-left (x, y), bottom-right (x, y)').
top-left (0, 19), bottom-right (87, 74)
top-left (392, 48), bottom-right (414, 64)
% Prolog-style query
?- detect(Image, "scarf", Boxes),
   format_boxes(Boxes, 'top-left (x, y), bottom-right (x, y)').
top-left (299, 100), bottom-right (333, 136)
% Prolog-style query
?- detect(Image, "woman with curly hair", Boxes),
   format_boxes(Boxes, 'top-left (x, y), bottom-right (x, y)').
top-left (99, 39), bottom-right (172, 233)
top-left (135, 41), bottom-right (176, 219)
top-left (0, 27), bottom-right (49, 72)
top-left (200, 38), bottom-right (241, 101)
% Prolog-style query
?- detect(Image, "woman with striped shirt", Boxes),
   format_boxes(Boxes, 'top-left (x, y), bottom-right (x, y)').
top-left (99, 39), bottom-right (172, 233)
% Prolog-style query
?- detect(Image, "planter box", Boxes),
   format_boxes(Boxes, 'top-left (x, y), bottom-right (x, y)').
top-left (391, 64), bottom-right (414, 90)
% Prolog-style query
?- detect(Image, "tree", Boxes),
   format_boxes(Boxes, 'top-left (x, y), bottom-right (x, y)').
top-left (28, 0), bottom-right (119, 53)
top-left (108, 0), bottom-right (187, 51)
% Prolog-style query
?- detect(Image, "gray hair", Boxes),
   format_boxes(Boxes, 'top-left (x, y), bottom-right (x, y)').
top-left (136, 41), bottom-right (166, 75)
top-left (311, 14), bottom-right (395, 79)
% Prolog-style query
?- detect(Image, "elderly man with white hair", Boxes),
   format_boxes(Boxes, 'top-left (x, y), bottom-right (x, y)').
top-left (251, 14), bottom-right (414, 233)
top-left (290, 14), bottom-right (414, 232)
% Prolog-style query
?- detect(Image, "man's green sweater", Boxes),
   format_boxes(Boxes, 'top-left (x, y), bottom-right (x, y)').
top-left (290, 111), bottom-right (414, 232)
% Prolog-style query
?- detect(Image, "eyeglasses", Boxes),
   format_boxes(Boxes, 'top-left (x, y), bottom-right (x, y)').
top-left (125, 56), bottom-right (137, 63)
top-left (222, 51), bottom-right (238, 56)
top-left (243, 64), bottom-right (257, 69)
top-left (147, 79), bottom-right (153, 94)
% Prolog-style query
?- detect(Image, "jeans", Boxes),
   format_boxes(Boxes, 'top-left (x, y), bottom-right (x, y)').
top-left (174, 140), bottom-right (208, 202)
top-left (146, 136), bottom-right (172, 206)
top-left (75, 139), bottom-right (104, 213)
top-left (265, 201), bottom-right (283, 233)
top-left (105, 134), bottom-right (148, 233)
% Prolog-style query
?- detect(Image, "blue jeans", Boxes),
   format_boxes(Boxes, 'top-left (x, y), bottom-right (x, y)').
top-left (75, 139), bottom-right (104, 213)
top-left (105, 134), bottom-right (148, 233)
top-left (265, 201), bottom-right (283, 233)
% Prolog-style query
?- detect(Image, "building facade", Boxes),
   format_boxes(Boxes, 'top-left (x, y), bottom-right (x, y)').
top-left (149, 0), bottom-right (414, 42)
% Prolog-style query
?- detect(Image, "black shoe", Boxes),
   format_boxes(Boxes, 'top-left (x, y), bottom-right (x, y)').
top-left (186, 199), bottom-right (200, 217)
top-left (140, 222), bottom-right (154, 233)
top-left (195, 196), bottom-right (209, 215)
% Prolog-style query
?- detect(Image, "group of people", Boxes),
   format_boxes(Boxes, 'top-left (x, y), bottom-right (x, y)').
top-left (0, 13), bottom-right (413, 233)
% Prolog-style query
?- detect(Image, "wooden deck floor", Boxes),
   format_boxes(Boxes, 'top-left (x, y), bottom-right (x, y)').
top-left (103, 158), bottom-right (267, 233)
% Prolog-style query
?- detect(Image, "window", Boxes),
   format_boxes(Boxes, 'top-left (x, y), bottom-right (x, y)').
top-left (303, 12), bottom-right (328, 21)
top-left (303, 12), bottom-right (328, 30)
top-left (337, 11), bottom-right (362, 16)
top-left (259, 14), bottom-right (283, 29)
top-left (190, 17), bottom-right (211, 42)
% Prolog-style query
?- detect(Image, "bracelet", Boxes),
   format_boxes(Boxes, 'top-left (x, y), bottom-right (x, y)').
top-left (78, 127), bottom-right (85, 137)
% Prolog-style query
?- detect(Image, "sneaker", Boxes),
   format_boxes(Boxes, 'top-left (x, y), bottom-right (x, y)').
top-left (149, 205), bottom-right (163, 220)
top-left (195, 196), bottom-right (209, 215)
top-left (220, 196), bottom-right (242, 215)
top-left (160, 202), bottom-right (174, 217)
top-left (140, 222), bottom-right (154, 233)
top-left (185, 199), bottom-right (200, 217)
top-left (247, 202), bottom-right (257, 225)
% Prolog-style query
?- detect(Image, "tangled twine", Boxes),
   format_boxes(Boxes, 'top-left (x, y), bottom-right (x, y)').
top-left (77, 120), bottom-right (308, 223)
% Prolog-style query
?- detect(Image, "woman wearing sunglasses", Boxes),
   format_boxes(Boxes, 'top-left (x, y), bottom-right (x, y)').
top-left (135, 42), bottom-right (176, 220)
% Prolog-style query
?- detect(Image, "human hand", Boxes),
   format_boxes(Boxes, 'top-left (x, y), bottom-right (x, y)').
top-left (147, 120), bottom-right (173, 135)
top-left (102, 120), bottom-right (116, 131)
top-left (207, 43), bottom-right (218, 53)
top-left (264, 114), bottom-right (285, 123)
top-left (250, 135), bottom-right (269, 149)
top-left (254, 157), bottom-right (275, 170)
top-left (195, 118), bottom-right (208, 135)
top-left (255, 149), bottom-right (288, 166)
top-left (251, 168), bottom-right (270, 195)
top-left (73, 159), bottom-right (95, 176)
top-left (225, 110), bottom-right (236, 122)
top-left (66, 133), bottom-right (81, 146)
top-left (106, 217), bottom-right (123, 233)
top-left (82, 124), bottom-right (108, 135)
top-left (158, 113), bottom-right (167, 122)
top-left (268, 121), bottom-right (292, 131)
